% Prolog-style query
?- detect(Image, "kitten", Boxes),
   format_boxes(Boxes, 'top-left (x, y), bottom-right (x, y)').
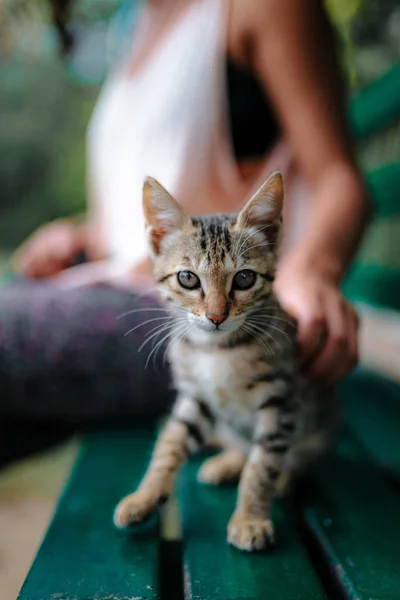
top-left (114, 172), bottom-right (338, 552)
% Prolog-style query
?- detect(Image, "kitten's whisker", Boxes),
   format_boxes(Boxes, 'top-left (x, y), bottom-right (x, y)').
top-left (262, 329), bottom-right (281, 353)
top-left (242, 324), bottom-right (272, 357)
top-left (239, 224), bottom-right (272, 248)
top-left (142, 318), bottom-right (188, 342)
top-left (247, 320), bottom-right (281, 350)
top-left (152, 327), bottom-right (174, 369)
top-left (250, 314), bottom-right (296, 328)
top-left (119, 305), bottom-right (189, 322)
top-left (124, 316), bottom-right (174, 337)
top-left (138, 322), bottom-right (178, 352)
top-left (249, 316), bottom-right (292, 345)
top-left (168, 305), bottom-right (192, 315)
top-left (238, 241), bottom-right (275, 260)
top-left (251, 306), bottom-right (297, 324)
top-left (162, 323), bottom-right (193, 367)
top-left (145, 323), bottom-right (189, 369)
top-left (252, 308), bottom-right (291, 317)
top-left (246, 321), bottom-right (268, 335)
top-left (233, 211), bottom-right (251, 257)
top-left (247, 320), bottom-right (282, 353)
top-left (145, 327), bottom-right (180, 369)
top-left (149, 326), bottom-right (171, 353)
top-left (146, 317), bottom-right (189, 352)
top-left (235, 223), bottom-right (275, 258)
top-left (118, 307), bottom-right (172, 319)
top-left (241, 240), bottom-right (275, 253)
top-left (263, 322), bottom-right (292, 343)
top-left (242, 323), bottom-right (270, 353)
top-left (144, 316), bottom-right (187, 336)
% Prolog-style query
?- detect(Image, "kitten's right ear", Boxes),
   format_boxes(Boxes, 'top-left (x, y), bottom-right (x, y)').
top-left (235, 171), bottom-right (283, 230)
top-left (143, 177), bottom-right (192, 256)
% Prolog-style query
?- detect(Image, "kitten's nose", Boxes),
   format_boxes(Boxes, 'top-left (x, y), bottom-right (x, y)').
top-left (206, 312), bottom-right (228, 326)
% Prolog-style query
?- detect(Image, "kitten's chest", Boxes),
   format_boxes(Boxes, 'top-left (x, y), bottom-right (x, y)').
top-left (190, 348), bottom-right (247, 405)
top-left (171, 342), bottom-right (265, 430)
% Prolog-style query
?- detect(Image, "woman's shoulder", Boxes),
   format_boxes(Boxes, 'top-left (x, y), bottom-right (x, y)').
top-left (227, 0), bottom-right (273, 69)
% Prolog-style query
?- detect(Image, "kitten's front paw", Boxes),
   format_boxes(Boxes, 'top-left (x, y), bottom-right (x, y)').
top-left (114, 489), bottom-right (165, 529)
top-left (227, 514), bottom-right (275, 552)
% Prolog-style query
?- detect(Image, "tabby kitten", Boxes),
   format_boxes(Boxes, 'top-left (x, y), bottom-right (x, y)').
top-left (114, 172), bottom-right (337, 552)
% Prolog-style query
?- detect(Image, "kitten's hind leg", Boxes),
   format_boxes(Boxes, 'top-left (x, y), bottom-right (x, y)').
top-left (198, 450), bottom-right (247, 485)
top-left (114, 396), bottom-right (212, 529)
top-left (275, 469), bottom-right (296, 497)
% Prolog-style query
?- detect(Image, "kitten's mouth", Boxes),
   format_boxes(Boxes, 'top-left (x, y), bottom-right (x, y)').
top-left (187, 315), bottom-right (245, 339)
top-left (198, 324), bottom-right (226, 333)
top-left (197, 321), bottom-right (242, 335)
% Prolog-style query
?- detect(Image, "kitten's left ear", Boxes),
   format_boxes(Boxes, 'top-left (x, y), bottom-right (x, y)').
top-left (235, 171), bottom-right (283, 230)
top-left (143, 177), bottom-right (192, 255)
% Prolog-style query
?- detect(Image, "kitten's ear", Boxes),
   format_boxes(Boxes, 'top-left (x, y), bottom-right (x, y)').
top-left (235, 171), bottom-right (283, 230)
top-left (143, 177), bottom-right (192, 255)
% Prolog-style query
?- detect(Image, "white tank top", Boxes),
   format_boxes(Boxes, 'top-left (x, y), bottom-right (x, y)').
top-left (86, 0), bottom-right (294, 276)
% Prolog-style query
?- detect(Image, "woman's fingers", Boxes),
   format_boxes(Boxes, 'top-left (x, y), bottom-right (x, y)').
top-left (277, 281), bottom-right (359, 385)
top-left (306, 295), bottom-right (347, 382)
top-left (326, 303), bottom-right (359, 385)
top-left (297, 309), bottom-right (327, 367)
top-left (305, 297), bottom-right (359, 385)
top-left (278, 287), bottom-right (326, 366)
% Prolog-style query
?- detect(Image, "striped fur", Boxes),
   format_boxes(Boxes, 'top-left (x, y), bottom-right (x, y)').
top-left (114, 173), bottom-right (338, 552)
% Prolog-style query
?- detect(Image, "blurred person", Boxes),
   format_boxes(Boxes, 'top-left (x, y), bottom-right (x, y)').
top-left (1, 0), bottom-right (368, 458)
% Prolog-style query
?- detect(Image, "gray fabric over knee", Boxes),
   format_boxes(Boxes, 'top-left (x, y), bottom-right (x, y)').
top-left (0, 282), bottom-right (173, 422)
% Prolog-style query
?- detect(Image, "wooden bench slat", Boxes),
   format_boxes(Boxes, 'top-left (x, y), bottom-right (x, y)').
top-left (18, 428), bottom-right (160, 600)
top-left (340, 369), bottom-right (400, 473)
top-left (178, 456), bottom-right (325, 600)
top-left (300, 428), bottom-right (400, 600)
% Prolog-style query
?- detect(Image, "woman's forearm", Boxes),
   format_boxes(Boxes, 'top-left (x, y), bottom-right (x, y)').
top-left (295, 162), bottom-right (371, 281)
top-left (250, 0), bottom-right (370, 278)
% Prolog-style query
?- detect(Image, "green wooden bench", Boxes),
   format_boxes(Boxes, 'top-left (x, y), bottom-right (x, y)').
top-left (16, 371), bottom-right (400, 600)
top-left (18, 66), bottom-right (400, 599)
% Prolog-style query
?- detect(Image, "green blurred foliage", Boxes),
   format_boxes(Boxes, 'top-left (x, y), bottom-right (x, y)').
top-left (0, 62), bottom-right (97, 248)
top-left (0, 0), bottom-right (117, 250)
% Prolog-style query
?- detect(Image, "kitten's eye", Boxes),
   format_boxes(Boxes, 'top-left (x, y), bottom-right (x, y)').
top-left (232, 269), bottom-right (256, 290)
top-left (177, 271), bottom-right (201, 290)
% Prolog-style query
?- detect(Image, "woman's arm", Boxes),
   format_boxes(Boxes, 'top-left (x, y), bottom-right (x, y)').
top-left (241, 0), bottom-right (370, 382)
top-left (251, 0), bottom-right (369, 270)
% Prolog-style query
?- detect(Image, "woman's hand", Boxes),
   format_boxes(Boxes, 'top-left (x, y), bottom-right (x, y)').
top-left (274, 254), bottom-right (359, 385)
top-left (14, 220), bottom-right (86, 279)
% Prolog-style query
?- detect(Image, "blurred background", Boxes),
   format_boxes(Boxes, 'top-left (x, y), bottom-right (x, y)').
top-left (0, 0), bottom-right (117, 271)
top-left (0, 0), bottom-right (400, 269)
top-left (0, 1), bottom-right (399, 599)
